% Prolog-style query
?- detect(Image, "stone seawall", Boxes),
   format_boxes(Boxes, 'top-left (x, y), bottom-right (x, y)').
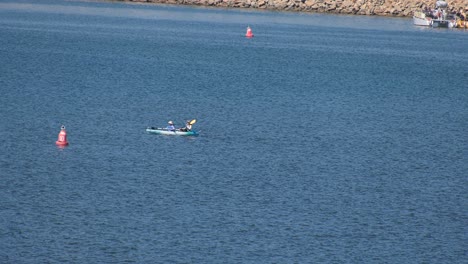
top-left (122, 0), bottom-right (467, 17)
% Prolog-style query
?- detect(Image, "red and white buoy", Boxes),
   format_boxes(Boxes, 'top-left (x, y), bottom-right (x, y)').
top-left (55, 125), bottom-right (69, 146)
top-left (245, 26), bottom-right (254, 38)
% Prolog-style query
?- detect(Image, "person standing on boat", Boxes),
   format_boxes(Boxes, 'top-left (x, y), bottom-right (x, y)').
top-left (166, 121), bottom-right (175, 131)
top-left (179, 120), bottom-right (192, 132)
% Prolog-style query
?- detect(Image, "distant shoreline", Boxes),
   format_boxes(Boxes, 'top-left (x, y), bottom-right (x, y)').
top-left (111, 0), bottom-right (466, 17)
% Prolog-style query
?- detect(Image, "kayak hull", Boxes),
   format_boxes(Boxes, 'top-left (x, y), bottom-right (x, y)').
top-left (146, 127), bottom-right (198, 136)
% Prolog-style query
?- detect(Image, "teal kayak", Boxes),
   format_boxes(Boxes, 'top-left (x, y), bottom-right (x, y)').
top-left (146, 127), bottom-right (198, 136)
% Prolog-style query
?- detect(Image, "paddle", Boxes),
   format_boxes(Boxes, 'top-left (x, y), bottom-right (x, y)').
top-left (189, 119), bottom-right (197, 125)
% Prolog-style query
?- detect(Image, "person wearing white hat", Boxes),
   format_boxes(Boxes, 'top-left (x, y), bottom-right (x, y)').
top-left (166, 121), bottom-right (175, 131)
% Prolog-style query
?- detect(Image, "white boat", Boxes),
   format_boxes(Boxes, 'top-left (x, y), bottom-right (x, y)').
top-left (413, 1), bottom-right (457, 28)
top-left (431, 14), bottom-right (457, 28)
top-left (413, 11), bottom-right (432, 26)
top-left (431, 19), bottom-right (449, 27)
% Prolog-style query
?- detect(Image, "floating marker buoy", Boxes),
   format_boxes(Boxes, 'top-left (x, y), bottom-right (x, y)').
top-left (246, 26), bottom-right (254, 38)
top-left (55, 125), bottom-right (69, 146)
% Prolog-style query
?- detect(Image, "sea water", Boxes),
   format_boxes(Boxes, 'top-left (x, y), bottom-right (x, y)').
top-left (0, 0), bottom-right (467, 262)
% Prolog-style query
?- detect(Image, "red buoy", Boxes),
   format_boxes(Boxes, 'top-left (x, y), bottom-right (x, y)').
top-left (246, 26), bottom-right (254, 38)
top-left (55, 125), bottom-right (69, 146)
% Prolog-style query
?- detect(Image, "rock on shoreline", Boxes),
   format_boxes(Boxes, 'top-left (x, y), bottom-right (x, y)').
top-left (117, 0), bottom-right (467, 17)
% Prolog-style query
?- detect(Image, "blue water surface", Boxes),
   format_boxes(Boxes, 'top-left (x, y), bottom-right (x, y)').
top-left (0, 0), bottom-right (467, 262)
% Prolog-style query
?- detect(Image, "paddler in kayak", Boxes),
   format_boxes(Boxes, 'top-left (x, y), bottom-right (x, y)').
top-left (179, 120), bottom-right (193, 132)
top-left (166, 121), bottom-right (175, 131)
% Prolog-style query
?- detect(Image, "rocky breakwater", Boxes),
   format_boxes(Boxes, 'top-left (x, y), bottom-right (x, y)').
top-left (124, 0), bottom-right (467, 17)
